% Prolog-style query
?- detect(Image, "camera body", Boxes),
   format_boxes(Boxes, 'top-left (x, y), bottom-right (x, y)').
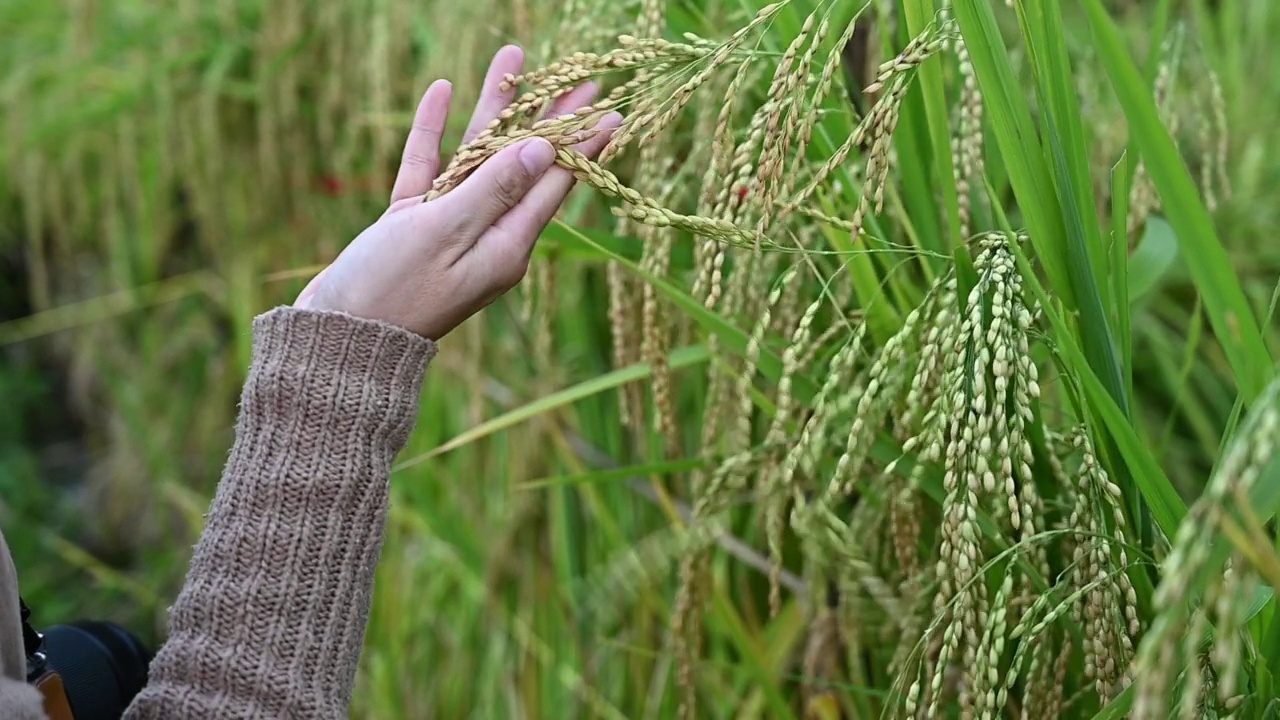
top-left (21, 599), bottom-right (151, 720)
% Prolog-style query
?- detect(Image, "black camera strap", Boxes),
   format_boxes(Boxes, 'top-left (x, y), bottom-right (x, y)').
top-left (19, 597), bottom-right (43, 658)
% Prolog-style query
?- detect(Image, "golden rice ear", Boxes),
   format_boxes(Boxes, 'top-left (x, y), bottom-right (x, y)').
top-left (753, 9), bottom-right (827, 238)
top-left (1131, 378), bottom-right (1280, 718)
top-left (400, 9), bottom-right (1121, 719)
top-left (1126, 27), bottom-right (1183, 241)
top-left (1062, 428), bottom-right (1141, 702)
top-left (953, 39), bottom-right (985, 240)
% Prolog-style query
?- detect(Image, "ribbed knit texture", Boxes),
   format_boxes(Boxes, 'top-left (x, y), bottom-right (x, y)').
top-left (113, 307), bottom-right (436, 718)
top-left (1, 304), bottom-right (440, 720)
top-left (1, 309), bottom-right (437, 719)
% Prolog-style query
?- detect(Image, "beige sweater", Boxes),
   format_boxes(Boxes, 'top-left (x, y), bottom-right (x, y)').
top-left (0, 307), bottom-right (437, 718)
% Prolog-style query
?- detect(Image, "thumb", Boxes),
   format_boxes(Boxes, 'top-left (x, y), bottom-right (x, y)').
top-left (293, 265), bottom-right (331, 308)
top-left (438, 138), bottom-right (557, 237)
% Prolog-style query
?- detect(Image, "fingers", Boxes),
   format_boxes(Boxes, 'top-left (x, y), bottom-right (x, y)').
top-left (390, 80), bottom-right (453, 205)
top-left (435, 137), bottom-right (558, 240)
top-left (465, 112), bottom-right (619, 294)
top-left (462, 45), bottom-right (524, 145)
top-left (490, 112), bottom-right (622, 243)
top-left (544, 81), bottom-right (598, 120)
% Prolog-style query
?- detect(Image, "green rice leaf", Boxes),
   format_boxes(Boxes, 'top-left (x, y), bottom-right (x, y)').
top-left (1082, 0), bottom-right (1274, 402)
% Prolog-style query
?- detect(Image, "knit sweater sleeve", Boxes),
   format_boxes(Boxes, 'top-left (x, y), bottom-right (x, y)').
top-left (123, 306), bottom-right (436, 719)
top-left (0, 515), bottom-right (48, 720)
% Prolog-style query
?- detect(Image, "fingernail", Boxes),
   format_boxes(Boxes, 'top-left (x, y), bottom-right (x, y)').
top-left (519, 138), bottom-right (556, 175)
top-left (601, 111), bottom-right (624, 128)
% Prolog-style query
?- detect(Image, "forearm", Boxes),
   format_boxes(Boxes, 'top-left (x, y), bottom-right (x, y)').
top-left (124, 307), bottom-right (435, 719)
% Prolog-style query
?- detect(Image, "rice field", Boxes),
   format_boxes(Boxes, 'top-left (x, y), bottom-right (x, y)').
top-left (3, 0), bottom-right (1280, 717)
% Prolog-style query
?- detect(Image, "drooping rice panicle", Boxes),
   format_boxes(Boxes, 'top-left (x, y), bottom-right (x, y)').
top-left (1132, 379), bottom-right (1280, 719)
top-left (953, 37), bottom-right (984, 239)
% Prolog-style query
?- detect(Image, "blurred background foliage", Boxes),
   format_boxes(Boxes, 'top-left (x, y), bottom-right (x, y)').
top-left (1, 0), bottom-right (1278, 717)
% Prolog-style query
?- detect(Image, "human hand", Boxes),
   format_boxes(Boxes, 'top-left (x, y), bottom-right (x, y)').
top-left (295, 46), bottom-right (621, 340)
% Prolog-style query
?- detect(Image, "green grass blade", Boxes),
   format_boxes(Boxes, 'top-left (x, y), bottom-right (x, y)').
top-left (1082, 0), bottom-right (1274, 402)
top-left (517, 459), bottom-right (707, 490)
top-left (1008, 240), bottom-right (1188, 537)
top-left (950, 0), bottom-right (1072, 303)
top-left (902, 0), bottom-right (962, 251)
top-left (1110, 153), bottom-right (1134, 397)
top-left (706, 590), bottom-right (799, 720)
top-left (397, 345), bottom-right (711, 468)
top-left (1088, 682), bottom-right (1134, 720)
top-left (559, 220), bottom-right (822, 400)
top-left (1127, 217), bottom-right (1179, 302)
top-left (815, 195), bottom-right (903, 345)
top-left (1020, 0), bottom-right (1129, 418)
